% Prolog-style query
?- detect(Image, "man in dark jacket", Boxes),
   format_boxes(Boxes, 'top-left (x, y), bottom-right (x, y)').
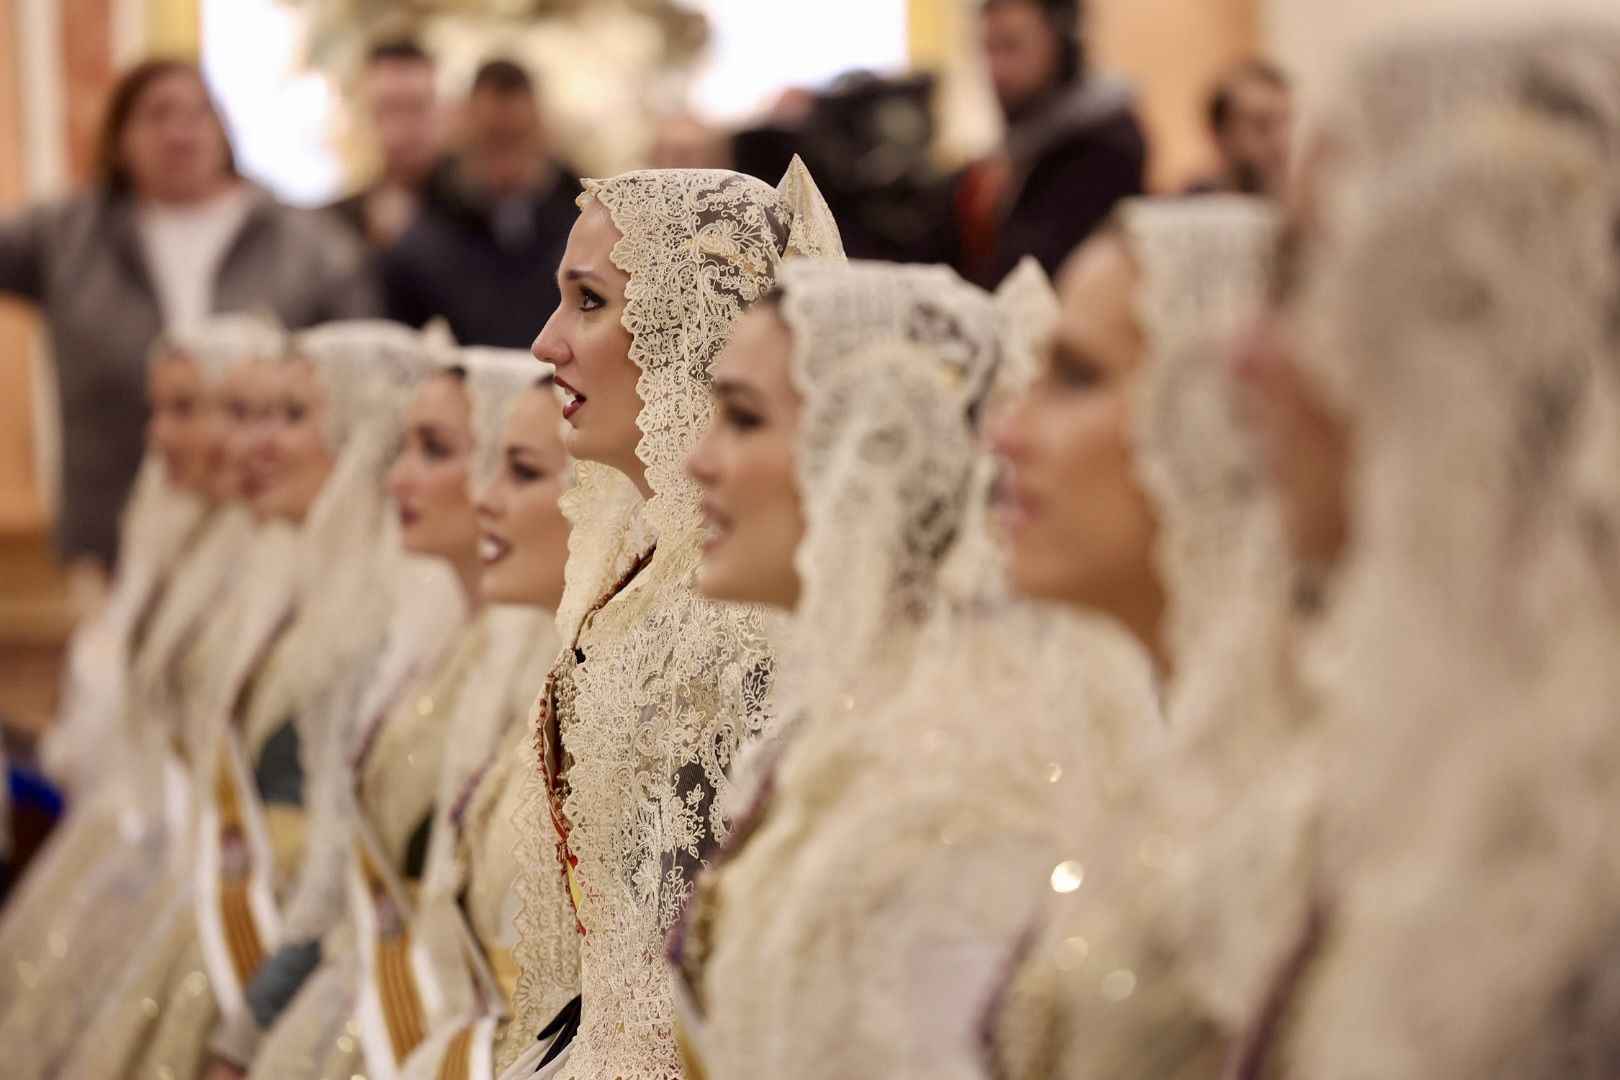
top-left (955, 0), bottom-right (1146, 288)
top-left (379, 59), bottom-right (581, 349)
top-left (326, 39), bottom-right (453, 252)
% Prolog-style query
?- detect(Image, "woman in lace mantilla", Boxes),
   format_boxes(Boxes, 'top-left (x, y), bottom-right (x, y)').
top-left (217, 349), bottom-right (559, 1080)
top-left (502, 162), bottom-right (843, 1080)
top-left (397, 373), bottom-right (579, 1080)
top-left (669, 257), bottom-right (1156, 1079)
top-left (1229, 21), bottom-right (1620, 1077)
top-left (985, 196), bottom-right (1313, 1080)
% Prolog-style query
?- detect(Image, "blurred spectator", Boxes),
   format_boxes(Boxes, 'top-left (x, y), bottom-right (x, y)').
top-left (954, 0), bottom-right (1145, 287)
top-left (327, 39), bottom-right (452, 250)
top-left (1191, 60), bottom-right (1292, 199)
top-left (648, 112), bottom-right (734, 171)
top-left (0, 58), bottom-right (377, 570)
top-left (380, 59), bottom-right (581, 348)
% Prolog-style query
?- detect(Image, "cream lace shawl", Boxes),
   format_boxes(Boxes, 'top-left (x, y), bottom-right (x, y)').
top-left (507, 162), bottom-right (844, 1080)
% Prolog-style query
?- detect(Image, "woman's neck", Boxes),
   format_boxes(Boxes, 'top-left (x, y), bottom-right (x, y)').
top-left (451, 554), bottom-right (485, 613)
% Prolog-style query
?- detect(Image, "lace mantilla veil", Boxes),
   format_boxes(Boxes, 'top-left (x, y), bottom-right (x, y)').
top-left (1273, 23), bottom-right (1620, 1077)
top-left (47, 314), bottom-right (287, 801)
top-left (506, 161), bottom-right (845, 1079)
top-left (222, 320), bottom-right (464, 981)
top-left (991, 197), bottom-right (1301, 1080)
top-left (675, 257), bottom-right (1154, 1079)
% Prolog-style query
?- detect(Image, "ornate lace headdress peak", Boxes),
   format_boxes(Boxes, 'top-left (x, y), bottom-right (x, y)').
top-left (775, 258), bottom-right (1008, 713)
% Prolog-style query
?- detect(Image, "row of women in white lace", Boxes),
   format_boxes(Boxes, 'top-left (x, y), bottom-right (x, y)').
top-left (988, 17), bottom-right (1620, 1080)
top-left (484, 16), bottom-right (1620, 1080)
top-left (0, 314), bottom-right (586, 1080)
top-left (218, 349), bottom-right (576, 1080)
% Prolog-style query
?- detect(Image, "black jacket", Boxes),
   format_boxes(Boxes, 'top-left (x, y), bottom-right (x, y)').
top-left (379, 161), bottom-right (583, 349)
top-left (957, 77), bottom-right (1147, 288)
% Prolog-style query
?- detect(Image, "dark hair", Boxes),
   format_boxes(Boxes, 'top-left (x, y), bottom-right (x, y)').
top-left (1208, 59), bottom-right (1289, 135)
top-left (368, 38), bottom-right (432, 67)
top-left (983, 0), bottom-right (1085, 83)
top-left (96, 58), bottom-right (236, 193)
top-left (471, 59), bottom-right (535, 98)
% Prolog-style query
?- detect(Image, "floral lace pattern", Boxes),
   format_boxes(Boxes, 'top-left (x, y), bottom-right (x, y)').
top-left (508, 162), bottom-right (844, 1079)
top-left (679, 261), bottom-right (1163, 1079)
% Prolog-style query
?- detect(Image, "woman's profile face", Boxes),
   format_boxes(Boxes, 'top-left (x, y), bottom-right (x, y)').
top-left (531, 200), bottom-right (646, 490)
top-left (686, 305), bottom-right (805, 609)
top-left (147, 353), bottom-right (220, 496)
top-left (252, 357), bottom-right (335, 523)
top-left (119, 68), bottom-right (233, 203)
top-left (991, 232), bottom-right (1165, 649)
top-left (474, 386), bottom-right (573, 609)
top-left (385, 374), bottom-right (480, 565)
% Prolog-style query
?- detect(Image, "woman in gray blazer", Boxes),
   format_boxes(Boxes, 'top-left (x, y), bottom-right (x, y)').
top-left (0, 58), bottom-right (379, 569)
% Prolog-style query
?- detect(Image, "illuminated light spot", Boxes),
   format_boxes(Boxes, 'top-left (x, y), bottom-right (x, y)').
top-left (1046, 763), bottom-right (1063, 784)
top-left (142, 996), bottom-right (161, 1018)
top-left (842, 695), bottom-right (856, 711)
top-left (1100, 969), bottom-right (1138, 1002)
top-left (1050, 861), bottom-right (1085, 894)
top-left (417, 696), bottom-right (435, 717)
top-left (184, 971), bottom-right (209, 995)
top-left (337, 1035), bottom-right (356, 1054)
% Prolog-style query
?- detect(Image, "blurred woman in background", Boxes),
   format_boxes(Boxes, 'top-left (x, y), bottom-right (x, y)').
top-left (398, 364), bottom-right (580, 1079)
top-left (0, 58), bottom-right (377, 574)
top-left (986, 197), bottom-right (1301, 1080)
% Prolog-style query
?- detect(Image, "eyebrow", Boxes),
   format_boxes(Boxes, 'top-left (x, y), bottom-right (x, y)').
top-left (559, 266), bottom-right (605, 287)
top-left (713, 377), bottom-right (766, 408)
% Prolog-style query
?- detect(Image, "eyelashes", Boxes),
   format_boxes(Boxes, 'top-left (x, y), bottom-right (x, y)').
top-left (721, 404), bottom-right (764, 431)
top-left (579, 287), bottom-right (605, 313)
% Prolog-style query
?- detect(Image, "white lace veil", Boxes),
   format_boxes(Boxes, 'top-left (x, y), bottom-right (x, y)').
top-left (689, 258), bottom-right (1166, 1079)
top-left (774, 258), bottom-right (1007, 723)
top-left (992, 198), bottom-right (1299, 1080)
top-left (1278, 22), bottom-right (1620, 1077)
top-left (446, 347), bottom-right (553, 493)
top-left (47, 313), bottom-right (287, 794)
top-left (507, 161), bottom-right (844, 1077)
top-left (242, 320), bottom-right (465, 951)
